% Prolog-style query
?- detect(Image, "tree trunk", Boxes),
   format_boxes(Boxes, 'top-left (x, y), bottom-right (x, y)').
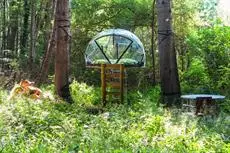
top-left (151, 0), bottom-right (156, 85)
top-left (5, 1), bottom-right (19, 53)
top-left (20, 0), bottom-right (30, 56)
top-left (15, 21), bottom-right (20, 56)
top-left (55, 0), bottom-right (71, 99)
top-left (156, 0), bottom-right (180, 106)
top-left (7, 20), bottom-right (18, 52)
top-left (2, 0), bottom-right (6, 50)
top-left (29, 0), bottom-right (36, 69)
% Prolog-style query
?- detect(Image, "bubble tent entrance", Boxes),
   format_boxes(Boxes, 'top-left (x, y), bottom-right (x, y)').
top-left (85, 29), bottom-right (146, 67)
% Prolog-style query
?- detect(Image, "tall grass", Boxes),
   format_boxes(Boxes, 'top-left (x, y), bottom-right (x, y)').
top-left (0, 82), bottom-right (229, 152)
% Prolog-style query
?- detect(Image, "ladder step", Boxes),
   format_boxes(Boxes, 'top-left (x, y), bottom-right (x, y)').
top-left (107, 82), bottom-right (121, 88)
top-left (105, 73), bottom-right (120, 78)
top-left (107, 91), bottom-right (121, 96)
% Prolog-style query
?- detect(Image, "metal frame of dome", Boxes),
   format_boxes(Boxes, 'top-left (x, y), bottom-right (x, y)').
top-left (85, 29), bottom-right (146, 67)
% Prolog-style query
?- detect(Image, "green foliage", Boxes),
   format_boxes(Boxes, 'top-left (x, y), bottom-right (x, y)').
top-left (127, 86), bottom-right (161, 113)
top-left (0, 97), bottom-right (83, 152)
top-left (219, 99), bottom-right (230, 113)
top-left (0, 0), bottom-right (230, 151)
top-left (173, 0), bottom-right (200, 34)
top-left (0, 85), bottom-right (229, 152)
top-left (71, 0), bottom-right (152, 32)
top-left (181, 58), bottom-right (211, 93)
top-left (0, 89), bottom-right (7, 104)
top-left (146, 85), bottom-right (161, 104)
top-left (186, 26), bottom-right (230, 83)
top-left (217, 64), bottom-right (230, 95)
top-left (145, 115), bottom-right (165, 137)
top-left (9, 59), bottom-right (20, 71)
top-left (198, 26), bottom-right (230, 79)
top-left (183, 25), bottom-right (230, 96)
top-left (70, 80), bottom-right (100, 105)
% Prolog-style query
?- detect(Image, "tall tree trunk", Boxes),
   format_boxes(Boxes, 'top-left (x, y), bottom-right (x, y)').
top-left (7, 19), bottom-right (18, 52)
top-left (55, 0), bottom-right (71, 99)
top-left (151, 0), bottom-right (156, 85)
top-left (29, 0), bottom-right (36, 69)
top-left (2, 0), bottom-right (6, 50)
top-left (16, 19), bottom-right (20, 56)
top-left (20, 0), bottom-right (30, 56)
top-left (156, 0), bottom-right (180, 106)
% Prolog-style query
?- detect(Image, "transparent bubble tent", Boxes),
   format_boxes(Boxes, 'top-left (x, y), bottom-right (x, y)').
top-left (85, 29), bottom-right (146, 67)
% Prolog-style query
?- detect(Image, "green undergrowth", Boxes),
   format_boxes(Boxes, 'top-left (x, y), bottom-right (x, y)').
top-left (0, 82), bottom-right (229, 153)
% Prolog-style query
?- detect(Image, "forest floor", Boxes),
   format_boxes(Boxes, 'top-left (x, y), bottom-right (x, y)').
top-left (0, 82), bottom-right (229, 153)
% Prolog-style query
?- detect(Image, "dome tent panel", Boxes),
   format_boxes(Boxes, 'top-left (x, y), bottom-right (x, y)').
top-left (85, 41), bottom-right (109, 64)
top-left (95, 35), bottom-right (132, 64)
top-left (85, 29), bottom-right (145, 67)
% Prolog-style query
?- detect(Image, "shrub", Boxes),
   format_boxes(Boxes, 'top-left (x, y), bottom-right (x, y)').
top-left (0, 86), bottom-right (229, 152)
top-left (145, 115), bottom-right (165, 137)
top-left (186, 26), bottom-right (230, 93)
top-left (70, 80), bottom-right (100, 105)
top-left (217, 64), bottom-right (230, 95)
top-left (181, 58), bottom-right (211, 93)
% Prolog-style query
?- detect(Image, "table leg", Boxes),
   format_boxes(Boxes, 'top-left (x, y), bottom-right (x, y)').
top-left (195, 97), bottom-right (212, 115)
top-left (205, 99), bottom-right (216, 115)
top-left (195, 99), bottom-right (203, 115)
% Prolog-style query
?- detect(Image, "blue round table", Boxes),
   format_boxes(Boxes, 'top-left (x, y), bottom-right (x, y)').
top-left (181, 94), bottom-right (225, 115)
top-left (181, 94), bottom-right (225, 100)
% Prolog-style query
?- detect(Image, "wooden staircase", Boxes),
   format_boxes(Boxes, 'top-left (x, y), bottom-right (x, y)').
top-left (101, 64), bottom-right (125, 105)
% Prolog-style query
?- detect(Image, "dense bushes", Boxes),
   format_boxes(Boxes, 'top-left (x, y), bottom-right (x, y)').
top-left (182, 25), bottom-right (230, 95)
top-left (0, 82), bottom-right (229, 152)
top-left (181, 58), bottom-right (211, 93)
top-left (217, 64), bottom-right (230, 95)
top-left (70, 80), bottom-right (100, 105)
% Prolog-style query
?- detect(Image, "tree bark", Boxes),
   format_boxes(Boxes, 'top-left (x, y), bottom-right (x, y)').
top-left (156, 0), bottom-right (180, 106)
top-left (2, 0), bottom-right (7, 50)
top-left (55, 0), bottom-right (71, 99)
top-left (151, 0), bottom-right (156, 85)
top-left (29, 0), bottom-right (36, 69)
top-left (20, 0), bottom-right (30, 56)
top-left (7, 17), bottom-right (18, 52)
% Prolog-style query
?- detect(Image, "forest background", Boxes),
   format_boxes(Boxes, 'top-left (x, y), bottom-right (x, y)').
top-left (0, 0), bottom-right (229, 152)
top-left (0, 0), bottom-right (229, 95)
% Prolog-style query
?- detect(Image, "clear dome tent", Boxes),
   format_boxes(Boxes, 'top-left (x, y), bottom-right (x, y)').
top-left (85, 29), bottom-right (146, 67)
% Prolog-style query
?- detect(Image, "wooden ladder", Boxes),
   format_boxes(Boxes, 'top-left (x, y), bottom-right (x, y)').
top-left (101, 64), bottom-right (125, 105)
